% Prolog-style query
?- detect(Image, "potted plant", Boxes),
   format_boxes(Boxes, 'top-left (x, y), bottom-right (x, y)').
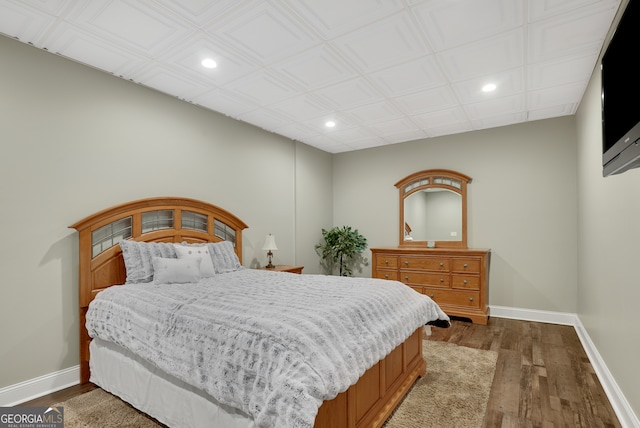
top-left (315, 226), bottom-right (368, 276)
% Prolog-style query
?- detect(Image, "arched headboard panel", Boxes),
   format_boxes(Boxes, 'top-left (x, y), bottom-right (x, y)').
top-left (70, 197), bottom-right (248, 383)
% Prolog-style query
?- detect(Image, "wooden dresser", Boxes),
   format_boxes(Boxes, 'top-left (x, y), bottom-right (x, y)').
top-left (371, 247), bottom-right (490, 324)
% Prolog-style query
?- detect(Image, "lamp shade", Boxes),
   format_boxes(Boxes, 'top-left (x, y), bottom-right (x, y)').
top-left (262, 234), bottom-right (278, 251)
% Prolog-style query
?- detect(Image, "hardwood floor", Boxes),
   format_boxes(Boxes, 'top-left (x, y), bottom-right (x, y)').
top-left (19, 317), bottom-right (622, 427)
top-left (427, 317), bottom-right (621, 428)
top-left (18, 381), bottom-right (97, 408)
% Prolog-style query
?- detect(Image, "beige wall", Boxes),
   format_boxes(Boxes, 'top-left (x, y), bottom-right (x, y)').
top-left (576, 55), bottom-right (640, 418)
top-left (294, 142), bottom-right (334, 273)
top-left (333, 117), bottom-right (579, 313)
top-left (0, 36), bottom-right (332, 389)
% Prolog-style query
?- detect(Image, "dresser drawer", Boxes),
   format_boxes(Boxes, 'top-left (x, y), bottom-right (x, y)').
top-left (451, 258), bottom-right (481, 274)
top-left (452, 275), bottom-right (480, 290)
top-left (400, 257), bottom-right (449, 271)
top-left (375, 255), bottom-right (398, 269)
top-left (374, 270), bottom-right (398, 281)
top-left (400, 271), bottom-right (450, 287)
top-left (408, 285), bottom-right (424, 295)
top-left (425, 289), bottom-right (480, 308)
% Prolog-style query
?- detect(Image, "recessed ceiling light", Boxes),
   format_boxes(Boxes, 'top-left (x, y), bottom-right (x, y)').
top-left (201, 58), bottom-right (217, 69)
top-left (325, 121), bottom-right (336, 128)
top-left (482, 83), bottom-right (497, 92)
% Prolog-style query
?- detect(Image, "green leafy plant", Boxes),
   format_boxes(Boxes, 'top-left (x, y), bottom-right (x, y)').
top-left (315, 226), bottom-right (368, 276)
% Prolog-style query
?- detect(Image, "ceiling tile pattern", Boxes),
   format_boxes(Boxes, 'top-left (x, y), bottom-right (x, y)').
top-left (0, 0), bottom-right (620, 153)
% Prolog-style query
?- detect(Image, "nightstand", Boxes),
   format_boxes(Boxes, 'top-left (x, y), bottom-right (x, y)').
top-left (258, 265), bottom-right (304, 274)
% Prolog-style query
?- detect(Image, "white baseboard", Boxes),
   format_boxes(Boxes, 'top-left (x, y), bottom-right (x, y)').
top-left (490, 305), bottom-right (640, 428)
top-left (573, 318), bottom-right (640, 428)
top-left (490, 304), bottom-right (578, 325)
top-left (0, 365), bottom-right (79, 407)
top-left (2, 308), bottom-right (638, 427)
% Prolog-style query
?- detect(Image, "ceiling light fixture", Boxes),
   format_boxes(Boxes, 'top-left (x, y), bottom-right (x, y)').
top-left (325, 121), bottom-right (336, 128)
top-left (201, 58), bottom-right (217, 69)
top-left (482, 83), bottom-right (497, 92)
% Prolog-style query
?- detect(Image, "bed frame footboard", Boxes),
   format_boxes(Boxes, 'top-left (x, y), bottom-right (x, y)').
top-left (315, 326), bottom-right (425, 428)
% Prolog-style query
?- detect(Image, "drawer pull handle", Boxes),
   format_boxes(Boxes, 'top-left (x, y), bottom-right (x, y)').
top-left (404, 276), bottom-right (409, 280)
top-left (440, 278), bottom-right (444, 282)
top-left (463, 263), bottom-right (468, 268)
top-left (385, 260), bottom-right (389, 265)
top-left (384, 274), bottom-right (389, 279)
top-left (463, 280), bottom-right (468, 284)
top-left (469, 297), bottom-right (474, 302)
top-left (429, 294), bottom-right (435, 298)
top-left (439, 262), bottom-right (444, 267)
top-left (404, 261), bottom-right (409, 266)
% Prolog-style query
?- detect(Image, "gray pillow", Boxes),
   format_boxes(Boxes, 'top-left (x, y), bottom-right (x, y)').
top-left (208, 241), bottom-right (241, 273)
top-left (119, 240), bottom-right (177, 283)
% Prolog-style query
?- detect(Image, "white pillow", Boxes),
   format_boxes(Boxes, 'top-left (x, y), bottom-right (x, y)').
top-left (152, 257), bottom-right (201, 284)
top-left (174, 244), bottom-right (216, 277)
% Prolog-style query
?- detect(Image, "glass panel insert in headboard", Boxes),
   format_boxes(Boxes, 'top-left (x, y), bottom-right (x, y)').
top-left (214, 219), bottom-right (236, 245)
top-left (182, 211), bottom-right (208, 233)
top-left (92, 217), bottom-right (132, 258)
top-left (142, 210), bottom-right (174, 233)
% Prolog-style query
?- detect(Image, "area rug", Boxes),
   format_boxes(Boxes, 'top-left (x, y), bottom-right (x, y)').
top-left (55, 340), bottom-right (498, 428)
top-left (382, 340), bottom-right (498, 428)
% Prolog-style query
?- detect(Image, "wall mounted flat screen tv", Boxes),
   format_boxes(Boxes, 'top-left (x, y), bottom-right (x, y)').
top-left (602, 0), bottom-right (640, 177)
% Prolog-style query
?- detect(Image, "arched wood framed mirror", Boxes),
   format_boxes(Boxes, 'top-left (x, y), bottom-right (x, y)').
top-left (395, 169), bottom-right (472, 249)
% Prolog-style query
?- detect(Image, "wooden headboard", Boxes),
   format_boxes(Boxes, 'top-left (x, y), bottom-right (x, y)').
top-left (70, 197), bottom-right (248, 383)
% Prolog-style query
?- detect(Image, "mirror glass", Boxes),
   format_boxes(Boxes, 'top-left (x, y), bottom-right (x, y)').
top-left (395, 169), bottom-right (471, 248)
top-left (404, 189), bottom-right (461, 242)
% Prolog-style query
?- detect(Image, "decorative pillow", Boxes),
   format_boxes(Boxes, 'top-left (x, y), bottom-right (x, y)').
top-left (208, 241), bottom-right (242, 273)
top-left (119, 240), bottom-right (177, 284)
top-left (174, 244), bottom-right (216, 277)
top-left (152, 257), bottom-right (201, 284)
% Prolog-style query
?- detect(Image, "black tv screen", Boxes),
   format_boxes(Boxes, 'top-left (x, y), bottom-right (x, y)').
top-left (602, 0), bottom-right (640, 177)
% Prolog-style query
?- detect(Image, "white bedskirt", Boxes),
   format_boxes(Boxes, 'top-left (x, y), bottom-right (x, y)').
top-left (90, 338), bottom-right (256, 428)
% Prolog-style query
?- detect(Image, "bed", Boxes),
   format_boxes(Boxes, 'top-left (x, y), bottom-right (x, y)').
top-left (70, 197), bottom-right (450, 428)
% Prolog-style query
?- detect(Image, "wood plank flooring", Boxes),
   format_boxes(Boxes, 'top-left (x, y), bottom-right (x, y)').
top-left (19, 317), bottom-right (621, 427)
top-left (427, 317), bottom-right (621, 428)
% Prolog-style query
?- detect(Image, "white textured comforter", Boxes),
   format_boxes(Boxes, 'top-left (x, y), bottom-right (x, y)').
top-left (86, 269), bottom-right (449, 428)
